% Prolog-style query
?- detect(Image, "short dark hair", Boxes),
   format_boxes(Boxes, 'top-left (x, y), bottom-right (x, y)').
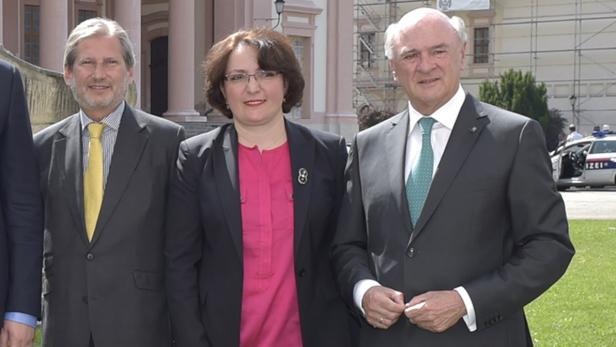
top-left (204, 28), bottom-right (305, 118)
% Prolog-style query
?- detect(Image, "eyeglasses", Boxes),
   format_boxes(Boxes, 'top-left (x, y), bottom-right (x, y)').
top-left (224, 70), bottom-right (280, 85)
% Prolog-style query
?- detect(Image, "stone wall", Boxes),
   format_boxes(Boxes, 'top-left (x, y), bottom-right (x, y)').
top-left (1, 46), bottom-right (136, 134)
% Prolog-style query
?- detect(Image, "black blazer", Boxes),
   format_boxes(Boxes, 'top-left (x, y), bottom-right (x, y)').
top-left (332, 94), bottom-right (575, 347)
top-left (33, 106), bottom-right (185, 347)
top-left (165, 120), bottom-right (355, 347)
top-left (0, 60), bottom-right (43, 324)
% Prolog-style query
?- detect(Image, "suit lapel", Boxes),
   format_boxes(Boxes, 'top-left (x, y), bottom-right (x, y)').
top-left (384, 111), bottom-right (414, 233)
top-left (286, 121), bottom-right (316, 255)
top-left (409, 94), bottom-right (489, 243)
top-left (57, 115), bottom-right (89, 245)
top-left (215, 125), bottom-right (243, 260)
top-left (90, 107), bottom-right (148, 246)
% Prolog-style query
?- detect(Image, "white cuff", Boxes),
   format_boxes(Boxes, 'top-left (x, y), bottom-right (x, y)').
top-left (454, 286), bottom-right (477, 332)
top-left (353, 279), bottom-right (381, 315)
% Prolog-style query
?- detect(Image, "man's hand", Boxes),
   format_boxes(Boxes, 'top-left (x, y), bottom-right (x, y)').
top-left (404, 290), bottom-right (466, 333)
top-left (0, 320), bottom-right (35, 347)
top-left (362, 286), bottom-right (405, 330)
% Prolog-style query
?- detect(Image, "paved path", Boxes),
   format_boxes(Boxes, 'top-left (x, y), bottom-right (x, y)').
top-left (560, 187), bottom-right (616, 220)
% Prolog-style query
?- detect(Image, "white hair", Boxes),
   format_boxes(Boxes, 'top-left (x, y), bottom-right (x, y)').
top-left (384, 8), bottom-right (467, 60)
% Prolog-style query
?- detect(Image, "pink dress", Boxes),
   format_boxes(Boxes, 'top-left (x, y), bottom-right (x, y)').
top-left (238, 142), bottom-right (304, 347)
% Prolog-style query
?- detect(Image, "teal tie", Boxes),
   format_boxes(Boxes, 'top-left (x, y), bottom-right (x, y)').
top-left (406, 117), bottom-right (436, 227)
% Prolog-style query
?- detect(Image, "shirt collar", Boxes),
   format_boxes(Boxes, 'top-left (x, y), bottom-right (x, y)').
top-left (80, 101), bottom-right (125, 132)
top-left (407, 85), bottom-right (466, 134)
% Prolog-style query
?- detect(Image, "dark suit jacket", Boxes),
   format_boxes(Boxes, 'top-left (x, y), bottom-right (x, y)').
top-left (332, 94), bottom-right (575, 347)
top-left (33, 105), bottom-right (185, 347)
top-left (165, 120), bottom-right (355, 347)
top-left (0, 60), bottom-right (43, 325)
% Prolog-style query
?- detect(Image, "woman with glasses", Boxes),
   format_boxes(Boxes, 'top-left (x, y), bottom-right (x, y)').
top-left (165, 28), bottom-right (355, 347)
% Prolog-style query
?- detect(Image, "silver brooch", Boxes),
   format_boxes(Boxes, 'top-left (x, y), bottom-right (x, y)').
top-left (298, 168), bottom-right (308, 185)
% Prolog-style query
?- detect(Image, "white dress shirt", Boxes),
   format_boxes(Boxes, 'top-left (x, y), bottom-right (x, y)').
top-left (353, 85), bottom-right (477, 332)
top-left (566, 131), bottom-right (583, 142)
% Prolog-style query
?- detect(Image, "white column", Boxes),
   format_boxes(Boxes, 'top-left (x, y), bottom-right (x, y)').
top-left (325, 0), bottom-right (356, 138)
top-left (40, 0), bottom-right (68, 71)
top-left (164, 0), bottom-right (200, 119)
top-left (0, 0), bottom-right (4, 46)
top-left (114, 0), bottom-right (142, 108)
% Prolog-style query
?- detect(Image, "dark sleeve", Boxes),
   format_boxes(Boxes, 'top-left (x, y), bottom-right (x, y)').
top-left (328, 134), bottom-right (349, 278)
top-left (464, 120), bottom-right (575, 330)
top-left (164, 141), bottom-right (209, 347)
top-left (166, 125), bottom-right (187, 185)
top-left (0, 66), bottom-right (44, 317)
top-left (331, 135), bottom-right (375, 311)
top-left (331, 135), bottom-right (349, 238)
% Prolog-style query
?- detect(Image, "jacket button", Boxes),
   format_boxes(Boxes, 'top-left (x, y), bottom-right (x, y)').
top-left (85, 253), bottom-right (94, 261)
top-left (298, 269), bottom-right (306, 277)
top-left (406, 247), bottom-right (415, 258)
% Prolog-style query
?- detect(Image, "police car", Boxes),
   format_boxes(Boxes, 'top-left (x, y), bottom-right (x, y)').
top-left (551, 134), bottom-right (616, 190)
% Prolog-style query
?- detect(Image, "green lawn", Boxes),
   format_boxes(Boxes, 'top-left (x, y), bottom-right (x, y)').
top-left (33, 221), bottom-right (615, 346)
top-left (526, 220), bottom-right (616, 346)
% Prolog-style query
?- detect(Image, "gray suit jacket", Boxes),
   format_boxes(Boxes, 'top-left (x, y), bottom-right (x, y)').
top-left (332, 94), bottom-right (574, 347)
top-left (34, 106), bottom-right (185, 347)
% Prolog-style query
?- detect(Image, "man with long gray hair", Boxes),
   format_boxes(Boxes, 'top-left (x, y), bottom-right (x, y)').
top-left (33, 18), bottom-right (185, 347)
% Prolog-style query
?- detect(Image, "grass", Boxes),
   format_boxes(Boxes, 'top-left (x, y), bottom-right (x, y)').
top-left (32, 221), bottom-right (615, 346)
top-left (526, 220), bottom-right (616, 346)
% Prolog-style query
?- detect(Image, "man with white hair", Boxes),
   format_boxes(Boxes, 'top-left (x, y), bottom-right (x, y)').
top-left (566, 124), bottom-right (583, 142)
top-left (34, 18), bottom-right (185, 347)
top-left (333, 7), bottom-right (574, 346)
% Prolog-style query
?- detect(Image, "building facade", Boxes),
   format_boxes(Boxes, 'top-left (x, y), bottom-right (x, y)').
top-left (354, 0), bottom-right (616, 135)
top-left (1, 0), bottom-right (358, 139)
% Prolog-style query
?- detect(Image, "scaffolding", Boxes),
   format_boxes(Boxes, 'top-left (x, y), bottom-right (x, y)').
top-left (354, 0), bottom-right (429, 112)
top-left (353, 0), bottom-right (616, 129)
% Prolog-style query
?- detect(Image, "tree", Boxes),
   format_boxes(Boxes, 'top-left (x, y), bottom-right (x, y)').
top-left (357, 105), bottom-right (394, 131)
top-left (545, 108), bottom-right (568, 151)
top-left (479, 69), bottom-right (564, 148)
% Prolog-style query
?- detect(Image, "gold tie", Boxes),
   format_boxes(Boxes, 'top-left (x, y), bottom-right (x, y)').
top-left (84, 123), bottom-right (105, 241)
